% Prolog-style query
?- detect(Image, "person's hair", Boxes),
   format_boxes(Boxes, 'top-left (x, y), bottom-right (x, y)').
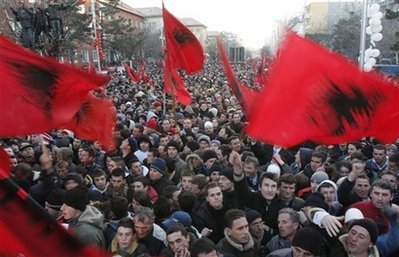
top-left (134, 175), bottom-right (150, 187)
top-left (240, 151), bottom-right (255, 162)
top-left (218, 144), bottom-right (232, 157)
top-left (112, 156), bottom-right (127, 169)
top-left (349, 151), bottom-right (367, 161)
top-left (205, 181), bottom-right (220, 196)
top-left (81, 146), bottom-right (95, 157)
top-left (259, 171), bottom-right (278, 185)
top-left (312, 150), bottom-right (327, 162)
top-left (55, 160), bottom-right (69, 170)
top-left (178, 191), bottom-right (196, 212)
top-left (92, 168), bottom-right (107, 179)
top-left (224, 209), bottom-right (246, 228)
top-left (148, 148), bottom-right (160, 158)
top-left (348, 141), bottom-right (363, 150)
top-left (379, 170), bottom-right (397, 180)
top-left (389, 153), bottom-right (399, 163)
top-left (134, 207), bottom-right (154, 223)
top-left (180, 169), bottom-right (195, 178)
top-left (278, 207), bottom-right (300, 224)
top-left (191, 174), bottom-right (208, 190)
top-left (111, 168), bottom-right (125, 179)
top-left (128, 158), bottom-right (140, 168)
top-left (191, 238), bottom-right (218, 257)
top-left (373, 144), bottom-right (386, 153)
top-left (159, 134), bottom-right (168, 140)
top-left (153, 196), bottom-right (171, 220)
top-left (278, 173), bottom-right (297, 187)
top-left (355, 174), bottom-right (371, 184)
top-left (117, 217), bottom-right (134, 230)
top-left (133, 191), bottom-right (153, 208)
top-left (163, 185), bottom-right (179, 200)
top-left (111, 196), bottom-right (128, 219)
top-left (244, 156), bottom-right (259, 167)
top-left (134, 124), bottom-right (144, 133)
top-left (335, 161), bottom-right (352, 172)
top-left (228, 135), bottom-right (240, 144)
top-left (371, 179), bottom-right (394, 194)
top-left (166, 223), bottom-right (188, 236)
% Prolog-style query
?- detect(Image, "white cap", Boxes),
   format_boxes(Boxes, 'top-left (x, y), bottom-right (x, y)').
top-left (344, 208), bottom-right (364, 224)
top-left (266, 163), bottom-right (281, 178)
top-left (204, 121), bottom-right (213, 128)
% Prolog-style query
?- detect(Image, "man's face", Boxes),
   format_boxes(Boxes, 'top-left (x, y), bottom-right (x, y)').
top-left (160, 137), bottom-right (169, 146)
top-left (248, 218), bottom-right (264, 238)
top-left (346, 225), bottom-right (372, 256)
top-left (204, 126), bottom-right (213, 134)
top-left (210, 171), bottom-right (220, 183)
top-left (354, 178), bottom-right (370, 199)
top-left (133, 181), bottom-right (146, 193)
top-left (319, 186), bottom-right (335, 206)
top-left (199, 141), bottom-right (209, 150)
top-left (206, 187), bottom-right (223, 210)
top-left (116, 226), bottom-right (134, 250)
top-left (381, 174), bottom-right (397, 190)
top-left (134, 218), bottom-right (152, 239)
top-left (149, 168), bottom-right (162, 181)
top-left (279, 182), bottom-right (296, 200)
top-left (232, 114), bottom-right (241, 123)
top-left (373, 149), bottom-right (386, 164)
top-left (310, 156), bottom-right (323, 172)
top-left (132, 128), bottom-right (142, 138)
top-left (79, 150), bottom-right (93, 165)
top-left (189, 184), bottom-right (201, 197)
top-left (219, 175), bottom-right (234, 192)
top-left (167, 146), bottom-right (178, 159)
top-left (94, 175), bottom-right (107, 190)
top-left (167, 231), bottom-right (190, 254)
top-left (227, 217), bottom-right (250, 244)
top-left (243, 162), bottom-right (257, 177)
top-left (110, 175), bottom-right (124, 190)
top-left (162, 120), bottom-right (171, 132)
top-left (130, 161), bottom-right (143, 176)
top-left (278, 213), bottom-right (298, 239)
top-left (205, 158), bottom-right (216, 169)
top-left (140, 141), bottom-right (150, 151)
top-left (230, 139), bottom-right (241, 152)
top-left (180, 176), bottom-right (192, 191)
top-left (21, 146), bottom-right (34, 158)
top-left (146, 152), bottom-right (156, 164)
top-left (56, 167), bottom-right (68, 179)
top-left (347, 144), bottom-right (359, 155)
top-left (259, 178), bottom-right (278, 200)
top-left (216, 149), bottom-right (226, 162)
top-left (371, 186), bottom-right (393, 209)
top-left (183, 119), bottom-right (192, 129)
top-left (60, 203), bottom-right (78, 220)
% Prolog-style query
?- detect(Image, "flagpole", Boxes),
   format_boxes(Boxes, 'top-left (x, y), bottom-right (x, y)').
top-left (91, 0), bottom-right (101, 71)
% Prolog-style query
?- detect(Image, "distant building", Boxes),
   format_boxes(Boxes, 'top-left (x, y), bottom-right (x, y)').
top-left (136, 7), bottom-right (163, 33)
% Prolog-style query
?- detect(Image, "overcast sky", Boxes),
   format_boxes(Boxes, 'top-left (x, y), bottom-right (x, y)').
top-left (125, 0), bottom-right (308, 48)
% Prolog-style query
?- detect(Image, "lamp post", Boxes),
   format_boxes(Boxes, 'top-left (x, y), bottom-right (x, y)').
top-left (91, 0), bottom-right (101, 71)
top-left (359, 0), bottom-right (369, 70)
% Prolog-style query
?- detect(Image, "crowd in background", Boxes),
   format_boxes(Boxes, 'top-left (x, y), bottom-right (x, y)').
top-left (2, 59), bottom-right (399, 257)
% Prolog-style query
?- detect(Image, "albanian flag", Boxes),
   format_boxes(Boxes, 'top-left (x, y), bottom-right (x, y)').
top-left (254, 51), bottom-right (267, 85)
top-left (0, 149), bottom-right (111, 257)
top-left (124, 63), bottom-right (140, 82)
top-left (247, 31), bottom-right (399, 147)
top-left (164, 55), bottom-right (192, 106)
top-left (62, 93), bottom-right (116, 151)
top-left (162, 5), bottom-right (204, 74)
top-left (217, 39), bottom-right (254, 114)
top-left (0, 35), bottom-right (110, 137)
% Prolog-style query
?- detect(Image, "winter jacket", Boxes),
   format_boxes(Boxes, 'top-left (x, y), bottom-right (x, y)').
top-left (68, 205), bottom-right (106, 247)
top-left (109, 237), bottom-right (148, 257)
top-left (216, 231), bottom-right (258, 257)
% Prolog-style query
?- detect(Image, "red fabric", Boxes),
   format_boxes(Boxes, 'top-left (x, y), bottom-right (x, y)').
top-left (217, 39), bottom-right (256, 114)
top-left (0, 35), bottom-right (110, 138)
top-left (62, 93), bottom-right (116, 151)
top-left (0, 149), bottom-right (111, 257)
top-left (254, 51), bottom-right (266, 84)
top-left (350, 200), bottom-right (388, 234)
top-left (124, 63), bottom-right (140, 82)
top-left (247, 31), bottom-right (399, 147)
top-left (164, 55), bottom-right (192, 106)
top-left (162, 5), bottom-right (204, 74)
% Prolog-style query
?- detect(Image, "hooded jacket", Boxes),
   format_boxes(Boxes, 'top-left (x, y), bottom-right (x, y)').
top-left (68, 205), bottom-right (106, 247)
top-left (216, 230), bottom-right (258, 257)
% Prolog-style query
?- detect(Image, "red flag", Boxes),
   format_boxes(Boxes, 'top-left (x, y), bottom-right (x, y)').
top-left (254, 51), bottom-right (266, 85)
top-left (62, 93), bottom-right (116, 151)
top-left (0, 148), bottom-right (111, 257)
top-left (138, 62), bottom-right (155, 87)
top-left (217, 39), bottom-right (255, 114)
top-left (247, 31), bottom-right (399, 147)
top-left (164, 56), bottom-right (192, 106)
top-left (124, 63), bottom-right (140, 82)
top-left (87, 62), bottom-right (96, 74)
top-left (162, 5), bottom-right (204, 74)
top-left (0, 35), bottom-right (110, 137)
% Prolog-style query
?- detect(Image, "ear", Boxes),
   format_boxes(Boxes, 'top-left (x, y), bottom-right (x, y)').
top-left (293, 222), bottom-right (300, 230)
top-left (225, 227), bottom-right (231, 236)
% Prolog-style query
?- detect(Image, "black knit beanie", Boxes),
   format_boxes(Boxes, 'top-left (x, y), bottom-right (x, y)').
top-left (350, 218), bottom-right (379, 244)
top-left (62, 186), bottom-right (88, 212)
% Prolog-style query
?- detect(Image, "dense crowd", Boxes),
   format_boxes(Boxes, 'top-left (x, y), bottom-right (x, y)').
top-left (2, 59), bottom-right (399, 257)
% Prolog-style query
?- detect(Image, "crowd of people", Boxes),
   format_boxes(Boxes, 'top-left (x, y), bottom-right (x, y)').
top-left (2, 58), bottom-right (399, 257)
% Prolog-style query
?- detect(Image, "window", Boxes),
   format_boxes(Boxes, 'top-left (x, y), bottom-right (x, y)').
top-left (92, 50), bottom-right (98, 62)
top-left (82, 50), bottom-right (89, 63)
